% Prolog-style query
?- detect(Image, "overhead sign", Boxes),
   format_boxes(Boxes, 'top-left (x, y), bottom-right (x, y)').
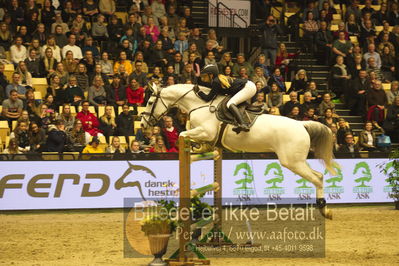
top-left (0, 159), bottom-right (393, 210)
top-left (208, 0), bottom-right (251, 28)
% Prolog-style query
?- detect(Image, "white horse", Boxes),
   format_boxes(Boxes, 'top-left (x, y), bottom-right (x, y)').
top-left (141, 84), bottom-right (336, 219)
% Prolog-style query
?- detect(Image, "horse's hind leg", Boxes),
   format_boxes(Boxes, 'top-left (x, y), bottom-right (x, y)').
top-left (278, 154), bottom-right (332, 219)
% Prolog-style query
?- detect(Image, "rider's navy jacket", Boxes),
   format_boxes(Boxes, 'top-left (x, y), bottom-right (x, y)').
top-left (197, 75), bottom-right (247, 101)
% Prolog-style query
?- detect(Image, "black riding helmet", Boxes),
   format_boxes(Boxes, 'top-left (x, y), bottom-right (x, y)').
top-left (201, 64), bottom-right (219, 76)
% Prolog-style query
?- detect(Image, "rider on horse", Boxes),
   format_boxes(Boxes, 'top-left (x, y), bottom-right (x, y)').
top-left (194, 64), bottom-right (257, 133)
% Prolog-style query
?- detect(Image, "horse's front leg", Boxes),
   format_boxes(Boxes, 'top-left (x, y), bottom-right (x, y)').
top-left (179, 126), bottom-right (211, 143)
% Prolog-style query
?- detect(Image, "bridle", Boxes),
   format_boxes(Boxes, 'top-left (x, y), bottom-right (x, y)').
top-left (141, 87), bottom-right (195, 127)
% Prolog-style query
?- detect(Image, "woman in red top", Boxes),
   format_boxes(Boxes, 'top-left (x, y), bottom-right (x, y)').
top-left (76, 100), bottom-right (103, 136)
top-left (126, 78), bottom-right (144, 106)
top-left (275, 42), bottom-right (299, 79)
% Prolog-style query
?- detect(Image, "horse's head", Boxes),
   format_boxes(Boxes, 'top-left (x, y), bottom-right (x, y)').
top-left (141, 83), bottom-right (168, 129)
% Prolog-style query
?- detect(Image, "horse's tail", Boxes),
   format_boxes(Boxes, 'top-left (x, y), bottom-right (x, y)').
top-left (302, 121), bottom-right (337, 175)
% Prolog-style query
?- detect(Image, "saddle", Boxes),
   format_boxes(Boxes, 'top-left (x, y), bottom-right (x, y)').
top-left (215, 95), bottom-right (263, 128)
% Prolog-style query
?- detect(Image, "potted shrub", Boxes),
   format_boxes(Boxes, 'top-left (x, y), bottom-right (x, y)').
top-left (380, 149), bottom-right (399, 210)
top-left (141, 201), bottom-right (178, 266)
top-left (190, 194), bottom-right (213, 242)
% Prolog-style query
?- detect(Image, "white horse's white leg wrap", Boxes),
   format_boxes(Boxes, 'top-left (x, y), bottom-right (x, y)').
top-left (226, 81), bottom-right (257, 108)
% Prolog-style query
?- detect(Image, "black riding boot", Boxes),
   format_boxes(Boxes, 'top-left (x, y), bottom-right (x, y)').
top-left (228, 104), bottom-right (249, 134)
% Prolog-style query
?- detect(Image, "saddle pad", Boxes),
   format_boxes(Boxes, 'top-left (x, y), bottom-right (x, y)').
top-left (215, 95), bottom-right (263, 127)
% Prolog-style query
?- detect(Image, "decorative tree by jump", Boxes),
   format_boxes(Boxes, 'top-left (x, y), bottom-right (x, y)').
top-left (264, 162), bottom-right (284, 188)
top-left (234, 162), bottom-right (254, 190)
top-left (353, 162), bottom-right (372, 187)
top-left (324, 165), bottom-right (343, 187)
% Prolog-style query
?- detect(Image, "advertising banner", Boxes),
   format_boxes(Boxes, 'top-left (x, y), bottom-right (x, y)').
top-left (0, 159), bottom-right (394, 210)
top-left (208, 0), bottom-right (251, 28)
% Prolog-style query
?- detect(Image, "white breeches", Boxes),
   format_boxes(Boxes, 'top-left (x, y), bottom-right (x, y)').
top-left (226, 80), bottom-right (257, 108)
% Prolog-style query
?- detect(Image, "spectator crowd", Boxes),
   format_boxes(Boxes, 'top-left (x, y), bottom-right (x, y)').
top-left (0, 0), bottom-right (398, 157)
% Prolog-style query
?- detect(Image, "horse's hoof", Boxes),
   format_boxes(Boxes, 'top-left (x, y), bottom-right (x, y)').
top-left (320, 208), bottom-right (333, 220)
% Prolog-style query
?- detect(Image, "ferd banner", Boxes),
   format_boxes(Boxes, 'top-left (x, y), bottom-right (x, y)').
top-left (0, 159), bottom-right (394, 210)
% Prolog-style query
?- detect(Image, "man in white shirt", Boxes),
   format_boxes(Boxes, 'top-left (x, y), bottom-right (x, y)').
top-left (10, 37), bottom-right (27, 66)
top-left (62, 34), bottom-right (83, 60)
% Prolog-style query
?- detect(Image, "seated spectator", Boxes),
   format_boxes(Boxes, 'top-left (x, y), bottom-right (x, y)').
top-left (364, 43), bottom-right (381, 69)
top-left (360, 19), bottom-right (376, 48)
top-left (276, 43), bottom-right (299, 79)
top-left (40, 48), bottom-right (58, 78)
top-left (206, 29), bottom-right (224, 56)
top-left (166, 6), bottom-right (179, 29)
top-left (115, 104), bottom-right (134, 138)
top-left (346, 13), bottom-right (361, 37)
top-left (47, 74), bottom-right (65, 108)
top-left (88, 76), bottom-right (107, 107)
top-left (302, 107), bottom-right (318, 121)
top-left (218, 52), bottom-right (235, 73)
top-left (251, 67), bottom-right (269, 90)
top-left (268, 67), bottom-right (285, 92)
top-left (66, 119), bottom-right (88, 152)
top-left (359, 121), bottom-right (384, 152)
top-left (83, 0), bottom-right (99, 19)
top-left (54, 25), bottom-right (68, 48)
top-left (106, 136), bottom-right (126, 154)
top-left (90, 64), bottom-right (109, 87)
top-left (187, 53), bottom-right (201, 77)
top-left (182, 7), bottom-right (195, 29)
top-left (107, 74), bottom-right (126, 110)
top-left (61, 1), bottom-right (77, 25)
top-left (129, 60), bottom-right (148, 87)
top-left (44, 94), bottom-right (57, 111)
top-left (99, 52), bottom-right (114, 76)
top-left (144, 17), bottom-right (160, 44)
top-left (62, 34), bottom-right (83, 60)
top-left (333, 22), bottom-right (349, 41)
top-left (203, 50), bottom-right (217, 68)
top-left (0, 22), bottom-right (12, 51)
top-left (251, 92), bottom-right (268, 113)
top-left (82, 37), bottom-right (100, 60)
top-left (330, 55), bottom-right (351, 100)
top-left (10, 37), bottom-right (27, 66)
top-left (28, 122), bottom-right (46, 153)
top-left (76, 64), bottom-right (90, 92)
top-left (232, 53), bottom-right (254, 77)
top-left (380, 46), bottom-right (395, 82)
top-left (51, 13), bottom-right (69, 34)
top-left (57, 103), bottom-right (75, 130)
top-left (288, 69), bottom-right (309, 95)
top-left (65, 75), bottom-right (84, 106)
top-left (10, 121), bottom-right (30, 152)
top-left (132, 52), bottom-right (149, 73)
top-left (319, 93), bottom-right (336, 116)
top-left (76, 100), bottom-right (103, 136)
top-left (128, 140), bottom-right (144, 153)
top-left (151, 0), bottom-right (166, 19)
top-left (149, 135), bottom-right (177, 153)
top-left (306, 81), bottom-right (322, 104)
top-left (367, 80), bottom-right (387, 125)
top-left (237, 67), bottom-right (249, 80)
top-left (181, 63), bottom-right (196, 84)
top-left (267, 83), bottom-right (283, 110)
top-left (62, 50), bottom-right (79, 74)
top-left (3, 138), bottom-right (22, 155)
top-left (17, 110), bottom-right (30, 127)
top-left (99, 0), bottom-right (116, 18)
top-left (99, 105), bottom-right (116, 139)
top-left (174, 32), bottom-right (188, 55)
top-left (347, 54), bottom-right (367, 78)
top-left (387, 81), bottom-right (399, 105)
top-left (25, 49), bottom-right (42, 78)
top-left (148, 66), bottom-right (164, 84)
top-left (6, 73), bottom-right (26, 99)
top-left (337, 132), bottom-right (360, 158)
top-left (315, 21), bottom-right (333, 66)
top-left (142, 6), bottom-right (159, 27)
top-left (46, 119), bottom-right (67, 153)
top-left (16, 61), bottom-right (32, 88)
top-left (176, 17), bottom-right (190, 39)
top-left (118, 38), bottom-right (134, 61)
top-left (336, 118), bottom-right (353, 145)
top-left (288, 106), bottom-right (301, 120)
top-left (383, 96), bottom-right (399, 142)
top-left (281, 91), bottom-right (301, 116)
top-left (161, 116), bottom-right (179, 150)
top-left (319, 108), bottom-right (338, 128)
top-left (32, 23), bottom-right (48, 46)
top-left (113, 51), bottom-right (133, 75)
top-left (80, 50), bottom-right (96, 76)
top-left (348, 70), bottom-right (369, 116)
top-left (92, 14), bottom-right (109, 43)
top-left (82, 136), bottom-right (105, 155)
top-left (126, 78), bottom-right (144, 107)
top-left (301, 91), bottom-right (317, 112)
top-left (158, 28), bottom-right (174, 54)
top-left (222, 65), bottom-right (233, 77)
